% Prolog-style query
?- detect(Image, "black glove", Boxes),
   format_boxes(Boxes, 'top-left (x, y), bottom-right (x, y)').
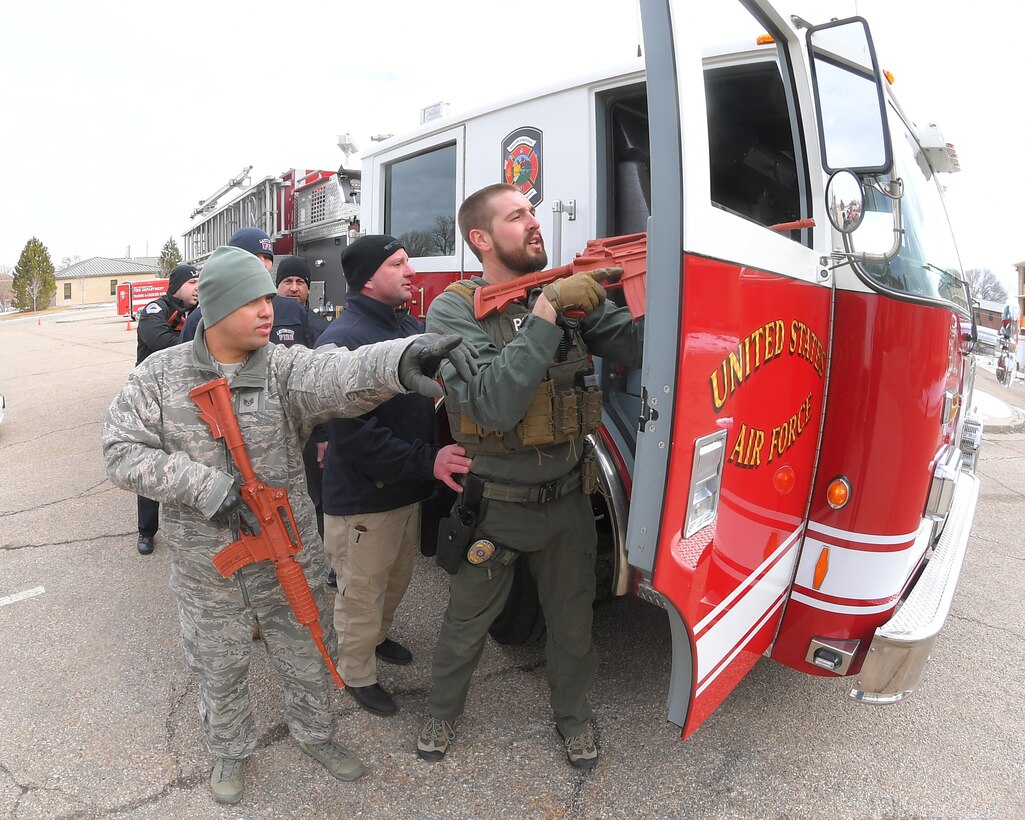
top-left (398, 333), bottom-right (479, 399)
top-left (210, 478), bottom-right (259, 533)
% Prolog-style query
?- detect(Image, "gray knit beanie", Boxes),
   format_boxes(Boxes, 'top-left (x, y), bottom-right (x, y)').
top-left (198, 246), bottom-right (276, 328)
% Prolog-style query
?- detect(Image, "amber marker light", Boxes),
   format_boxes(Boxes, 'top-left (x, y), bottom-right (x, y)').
top-left (756, 34), bottom-right (775, 45)
top-left (813, 547), bottom-right (830, 590)
top-left (826, 476), bottom-right (851, 510)
top-left (883, 69), bottom-right (895, 85)
top-left (773, 465), bottom-right (796, 495)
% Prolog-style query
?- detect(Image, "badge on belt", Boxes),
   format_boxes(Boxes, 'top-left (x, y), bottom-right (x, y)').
top-left (467, 539), bottom-right (496, 565)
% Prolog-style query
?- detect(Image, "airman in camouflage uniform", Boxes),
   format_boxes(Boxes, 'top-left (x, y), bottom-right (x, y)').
top-left (101, 245), bottom-right (476, 805)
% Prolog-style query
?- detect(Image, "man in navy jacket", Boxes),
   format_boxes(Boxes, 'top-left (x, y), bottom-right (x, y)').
top-left (316, 235), bottom-right (470, 717)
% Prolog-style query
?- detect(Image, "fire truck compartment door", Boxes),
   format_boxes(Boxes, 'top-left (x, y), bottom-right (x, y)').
top-left (632, 0), bottom-right (831, 736)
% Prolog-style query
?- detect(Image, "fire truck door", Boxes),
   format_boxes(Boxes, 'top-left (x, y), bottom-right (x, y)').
top-left (630, 0), bottom-right (830, 737)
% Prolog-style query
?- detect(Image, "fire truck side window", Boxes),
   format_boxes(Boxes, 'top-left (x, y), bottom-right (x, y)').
top-left (604, 64), bottom-right (808, 246)
top-left (704, 61), bottom-right (807, 242)
top-left (384, 143), bottom-right (457, 258)
top-left (607, 90), bottom-right (652, 238)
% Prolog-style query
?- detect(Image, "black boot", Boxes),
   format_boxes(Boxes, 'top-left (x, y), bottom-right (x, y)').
top-left (346, 683), bottom-right (397, 716)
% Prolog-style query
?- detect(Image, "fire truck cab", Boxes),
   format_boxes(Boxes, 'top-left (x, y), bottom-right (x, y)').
top-left (359, 0), bottom-right (980, 739)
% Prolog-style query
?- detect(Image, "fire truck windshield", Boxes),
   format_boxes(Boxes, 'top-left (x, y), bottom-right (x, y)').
top-left (849, 103), bottom-right (969, 315)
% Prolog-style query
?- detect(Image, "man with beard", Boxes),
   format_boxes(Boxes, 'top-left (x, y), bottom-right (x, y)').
top-left (416, 183), bottom-right (643, 769)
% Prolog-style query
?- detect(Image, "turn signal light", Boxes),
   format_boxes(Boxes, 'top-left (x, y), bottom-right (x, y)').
top-left (826, 476), bottom-right (851, 510)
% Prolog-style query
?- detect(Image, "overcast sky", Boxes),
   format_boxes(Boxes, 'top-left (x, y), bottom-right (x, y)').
top-left (2, 1), bottom-right (1020, 298)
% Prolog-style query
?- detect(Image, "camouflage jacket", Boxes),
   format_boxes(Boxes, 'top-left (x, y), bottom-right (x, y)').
top-left (102, 324), bottom-right (414, 603)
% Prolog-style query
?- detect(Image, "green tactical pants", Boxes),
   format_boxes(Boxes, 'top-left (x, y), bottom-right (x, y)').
top-left (427, 487), bottom-right (598, 738)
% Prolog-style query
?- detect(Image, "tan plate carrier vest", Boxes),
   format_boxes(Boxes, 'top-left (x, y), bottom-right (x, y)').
top-left (443, 280), bottom-right (602, 456)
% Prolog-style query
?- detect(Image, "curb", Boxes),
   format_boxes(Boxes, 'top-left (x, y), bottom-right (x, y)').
top-left (982, 405), bottom-right (1025, 435)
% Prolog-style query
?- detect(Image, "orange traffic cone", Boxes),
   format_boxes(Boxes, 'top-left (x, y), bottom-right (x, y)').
top-left (124, 320), bottom-right (132, 331)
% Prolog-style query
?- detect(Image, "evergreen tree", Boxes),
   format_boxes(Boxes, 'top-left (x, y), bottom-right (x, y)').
top-left (158, 237), bottom-right (183, 277)
top-left (12, 237), bottom-right (57, 312)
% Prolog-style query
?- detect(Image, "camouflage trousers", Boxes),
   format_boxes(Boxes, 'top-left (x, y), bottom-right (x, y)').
top-left (175, 580), bottom-right (339, 759)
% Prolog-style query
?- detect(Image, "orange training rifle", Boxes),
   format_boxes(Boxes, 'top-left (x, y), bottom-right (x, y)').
top-left (190, 376), bottom-right (345, 689)
top-left (473, 232), bottom-right (648, 320)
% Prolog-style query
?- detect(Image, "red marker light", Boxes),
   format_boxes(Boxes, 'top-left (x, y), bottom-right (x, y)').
top-left (773, 465), bottom-right (796, 495)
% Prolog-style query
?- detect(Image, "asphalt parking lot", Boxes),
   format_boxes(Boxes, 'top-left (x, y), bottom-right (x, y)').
top-left (0, 310), bottom-right (1022, 819)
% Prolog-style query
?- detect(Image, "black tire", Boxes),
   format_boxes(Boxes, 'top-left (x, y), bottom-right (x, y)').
top-left (488, 559), bottom-right (547, 646)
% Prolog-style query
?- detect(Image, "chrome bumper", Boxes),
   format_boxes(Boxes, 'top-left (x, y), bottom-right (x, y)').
top-left (850, 471), bottom-right (980, 704)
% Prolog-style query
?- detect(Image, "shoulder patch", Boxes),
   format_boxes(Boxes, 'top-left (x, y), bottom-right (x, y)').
top-left (145, 302), bottom-right (163, 314)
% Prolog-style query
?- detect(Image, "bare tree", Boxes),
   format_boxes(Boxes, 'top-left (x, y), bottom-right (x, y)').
top-left (964, 267), bottom-right (1008, 302)
top-left (398, 216), bottom-right (456, 259)
top-left (398, 230), bottom-right (434, 258)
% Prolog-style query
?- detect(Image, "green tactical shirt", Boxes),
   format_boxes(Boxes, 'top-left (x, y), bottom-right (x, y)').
top-left (426, 277), bottom-right (643, 484)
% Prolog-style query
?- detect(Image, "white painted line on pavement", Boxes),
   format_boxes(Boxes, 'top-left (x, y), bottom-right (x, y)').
top-left (0, 586), bottom-right (46, 608)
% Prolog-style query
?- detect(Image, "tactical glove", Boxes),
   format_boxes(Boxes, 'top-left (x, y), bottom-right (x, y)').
top-left (398, 333), bottom-right (479, 399)
top-left (542, 267), bottom-right (621, 315)
top-left (210, 477), bottom-right (259, 533)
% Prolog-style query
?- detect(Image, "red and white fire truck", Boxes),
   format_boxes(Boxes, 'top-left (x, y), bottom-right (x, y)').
top-left (115, 279), bottom-right (169, 320)
top-left (182, 165), bottom-right (361, 314)
top-left (356, 0), bottom-right (982, 739)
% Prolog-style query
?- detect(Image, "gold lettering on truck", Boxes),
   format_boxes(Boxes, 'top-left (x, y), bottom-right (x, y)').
top-left (710, 319), bottom-right (786, 411)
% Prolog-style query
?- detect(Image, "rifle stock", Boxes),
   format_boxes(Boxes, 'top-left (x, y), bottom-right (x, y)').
top-left (190, 377), bottom-right (345, 689)
top-left (473, 232), bottom-right (648, 320)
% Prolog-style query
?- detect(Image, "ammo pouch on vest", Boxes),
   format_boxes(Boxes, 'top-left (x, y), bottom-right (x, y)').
top-left (443, 281), bottom-right (603, 453)
top-left (436, 474), bottom-right (485, 575)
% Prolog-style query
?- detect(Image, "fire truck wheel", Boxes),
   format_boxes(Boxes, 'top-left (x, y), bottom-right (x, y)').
top-left (488, 559), bottom-right (546, 646)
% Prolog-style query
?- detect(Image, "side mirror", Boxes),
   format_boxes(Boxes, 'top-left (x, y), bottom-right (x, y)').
top-left (825, 170), bottom-right (865, 233)
top-left (807, 17), bottom-right (892, 174)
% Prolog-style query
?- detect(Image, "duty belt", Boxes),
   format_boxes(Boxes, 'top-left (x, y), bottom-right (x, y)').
top-left (480, 470), bottom-right (581, 504)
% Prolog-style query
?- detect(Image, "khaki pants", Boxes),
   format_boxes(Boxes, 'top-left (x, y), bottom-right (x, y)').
top-left (323, 503), bottom-right (419, 686)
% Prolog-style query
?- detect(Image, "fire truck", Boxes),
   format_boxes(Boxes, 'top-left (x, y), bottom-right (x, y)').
top-left (357, 0), bottom-right (982, 739)
top-left (116, 279), bottom-right (169, 320)
top-left (182, 163), bottom-right (361, 314)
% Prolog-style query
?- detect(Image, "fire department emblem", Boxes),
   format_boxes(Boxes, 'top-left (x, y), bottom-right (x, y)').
top-left (502, 127), bottom-right (543, 205)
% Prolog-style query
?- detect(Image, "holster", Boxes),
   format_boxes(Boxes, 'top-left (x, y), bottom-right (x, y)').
top-left (436, 474), bottom-right (485, 575)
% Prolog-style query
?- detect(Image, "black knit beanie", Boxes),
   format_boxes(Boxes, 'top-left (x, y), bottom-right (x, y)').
top-left (340, 235), bottom-right (404, 292)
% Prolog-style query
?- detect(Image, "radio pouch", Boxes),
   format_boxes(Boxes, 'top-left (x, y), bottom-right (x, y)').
top-left (436, 475), bottom-right (484, 575)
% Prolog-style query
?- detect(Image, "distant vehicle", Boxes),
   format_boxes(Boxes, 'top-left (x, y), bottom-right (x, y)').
top-left (975, 325), bottom-right (998, 355)
top-left (115, 279), bottom-right (167, 320)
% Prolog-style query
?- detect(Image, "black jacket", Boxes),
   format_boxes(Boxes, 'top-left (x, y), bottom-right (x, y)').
top-left (306, 307), bottom-right (330, 344)
top-left (315, 292), bottom-right (438, 515)
top-left (136, 293), bottom-right (189, 365)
